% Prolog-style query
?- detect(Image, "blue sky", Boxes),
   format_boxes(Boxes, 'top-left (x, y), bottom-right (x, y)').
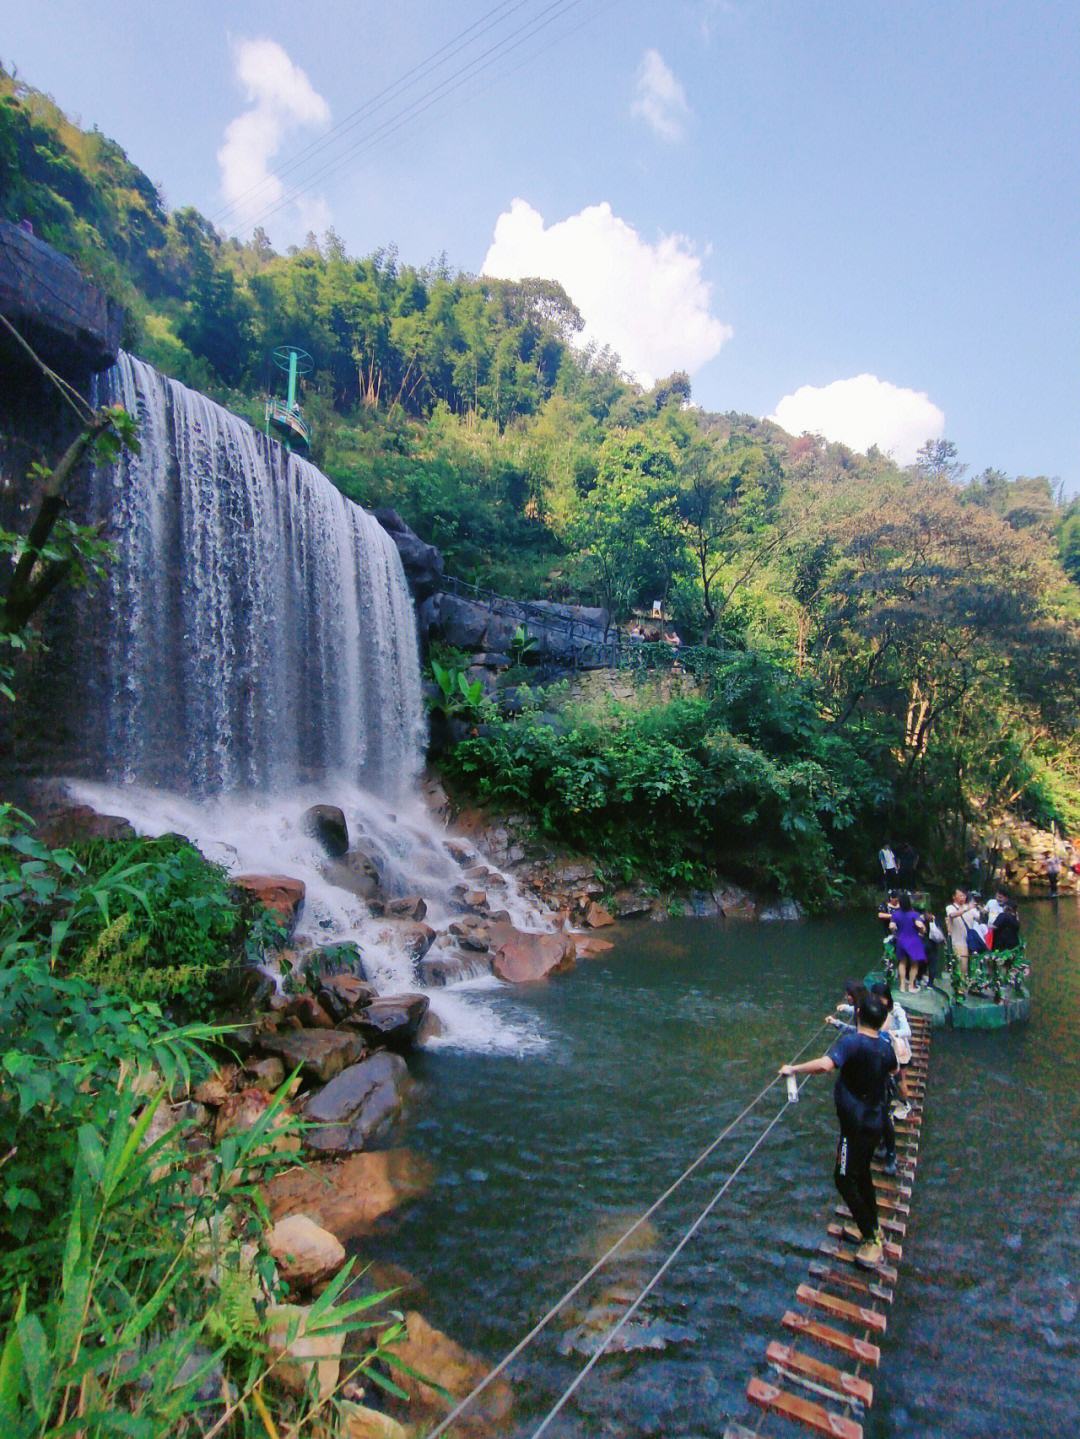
top-left (4, 0), bottom-right (1078, 488)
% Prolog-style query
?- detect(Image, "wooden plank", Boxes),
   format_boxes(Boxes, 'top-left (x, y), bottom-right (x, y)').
top-left (817, 1240), bottom-right (897, 1284)
top-left (826, 1223), bottom-right (902, 1263)
top-left (839, 1194), bottom-right (909, 1216)
top-left (808, 1261), bottom-right (893, 1304)
top-left (834, 1206), bottom-right (906, 1237)
top-left (747, 1377), bottom-right (864, 1438)
top-left (871, 1176), bottom-right (912, 1197)
top-left (781, 1310), bottom-right (881, 1365)
top-left (796, 1283), bottom-right (887, 1333)
top-left (766, 1340), bottom-right (875, 1407)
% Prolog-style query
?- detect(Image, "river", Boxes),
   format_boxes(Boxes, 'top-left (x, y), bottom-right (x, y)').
top-left (371, 900), bottom-right (1079, 1438)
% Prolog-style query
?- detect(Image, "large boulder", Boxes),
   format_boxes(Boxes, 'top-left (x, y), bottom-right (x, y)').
top-left (429, 592), bottom-right (488, 650)
top-left (351, 994), bottom-right (430, 1050)
top-left (489, 924), bottom-right (576, 983)
top-left (304, 1053), bottom-right (410, 1153)
top-left (387, 895), bottom-right (427, 921)
top-left (233, 874), bottom-right (306, 931)
top-left (264, 1149), bottom-right (434, 1240)
top-left (267, 1214), bottom-right (346, 1291)
top-left (257, 1029), bottom-right (366, 1083)
top-left (373, 509), bottom-right (444, 600)
top-left (384, 1311), bottom-right (512, 1435)
top-left (302, 804), bottom-right (349, 858)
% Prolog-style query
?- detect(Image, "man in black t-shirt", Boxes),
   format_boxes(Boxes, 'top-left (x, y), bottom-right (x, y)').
top-left (781, 993), bottom-right (896, 1267)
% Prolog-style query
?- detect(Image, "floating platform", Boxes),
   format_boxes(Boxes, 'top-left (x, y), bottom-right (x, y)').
top-left (725, 1015), bottom-right (933, 1439)
top-left (864, 971), bottom-right (1030, 1030)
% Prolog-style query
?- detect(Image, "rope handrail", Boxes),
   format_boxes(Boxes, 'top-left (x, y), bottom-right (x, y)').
top-left (424, 1019), bottom-right (830, 1439)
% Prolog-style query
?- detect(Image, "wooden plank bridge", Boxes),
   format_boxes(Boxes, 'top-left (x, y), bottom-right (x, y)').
top-left (724, 1014), bottom-right (932, 1439)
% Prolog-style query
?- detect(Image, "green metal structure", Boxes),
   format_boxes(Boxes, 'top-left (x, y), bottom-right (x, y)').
top-left (265, 344), bottom-right (313, 453)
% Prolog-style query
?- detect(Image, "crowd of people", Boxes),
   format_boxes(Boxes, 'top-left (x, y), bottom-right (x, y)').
top-left (876, 886), bottom-right (1022, 991)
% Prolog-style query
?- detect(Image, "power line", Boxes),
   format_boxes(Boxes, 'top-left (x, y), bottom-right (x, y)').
top-left (240, 0), bottom-right (587, 238)
top-left (423, 1021), bottom-right (829, 1439)
top-left (211, 0), bottom-right (534, 226)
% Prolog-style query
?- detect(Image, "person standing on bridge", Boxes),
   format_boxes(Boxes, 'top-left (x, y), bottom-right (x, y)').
top-left (780, 992), bottom-right (896, 1268)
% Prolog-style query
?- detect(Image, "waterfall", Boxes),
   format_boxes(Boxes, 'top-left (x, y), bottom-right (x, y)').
top-left (47, 352), bottom-right (549, 1053)
top-left (76, 351), bottom-right (425, 796)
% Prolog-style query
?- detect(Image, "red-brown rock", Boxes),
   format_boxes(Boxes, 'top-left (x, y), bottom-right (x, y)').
top-left (584, 902), bottom-right (615, 928)
top-left (575, 935), bottom-right (615, 958)
top-left (264, 1149), bottom-right (434, 1240)
top-left (489, 925), bottom-right (576, 983)
top-left (233, 874), bottom-right (306, 929)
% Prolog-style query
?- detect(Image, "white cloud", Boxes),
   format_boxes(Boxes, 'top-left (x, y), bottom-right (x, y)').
top-left (218, 37), bottom-right (330, 236)
top-left (631, 49), bottom-right (690, 142)
top-left (768, 374), bottom-right (946, 465)
top-left (481, 198), bottom-right (731, 385)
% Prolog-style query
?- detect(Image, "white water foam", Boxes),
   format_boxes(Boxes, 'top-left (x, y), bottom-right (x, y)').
top-left (67, 777), bottom-right (550, 1054)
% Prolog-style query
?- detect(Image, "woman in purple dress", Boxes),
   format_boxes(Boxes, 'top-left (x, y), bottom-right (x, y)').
top-left (890, 892), bottom-right (928, 993)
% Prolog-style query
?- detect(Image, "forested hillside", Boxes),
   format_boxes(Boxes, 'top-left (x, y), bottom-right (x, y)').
top-left (4, 63), bottom-right (1079, 897)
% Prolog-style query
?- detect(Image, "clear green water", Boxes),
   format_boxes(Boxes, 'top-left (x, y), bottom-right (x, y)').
top-left (371, 903), bottom-right (1079, 1438)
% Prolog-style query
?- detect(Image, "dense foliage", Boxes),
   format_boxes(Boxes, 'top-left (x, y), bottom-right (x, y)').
top-left (4, 63), bottom-right (1080, 892)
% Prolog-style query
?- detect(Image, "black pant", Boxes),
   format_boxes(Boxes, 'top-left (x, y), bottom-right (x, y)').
top-left (835, 1126), bottom-right (880, 1242)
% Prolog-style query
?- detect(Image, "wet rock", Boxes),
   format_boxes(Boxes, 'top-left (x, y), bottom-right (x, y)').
top-left (268, 1214), bottom-right (346, 1291)
top-left (301, 804), bottom-right (349, 858)
top-left (317, 973), bottom-right (377, 1021)
top-left (416, 1010), bottom-right (446, 1045)
top-left (325, 848), bottom-right (383, 902)
top-left (462, 889), bottom-right (488, 910)
top-left (759, 898), bottom-right (804, 922)
top-left (384, 1311), bottom-right (512, 1434)
top-left (387, 895), bottom-right (427, 921)
top-left (233, 874), bottom-right (306, 931)
top-left (584, 902), bottom-right (615, 928)
top-left (305, 941), bottom-right (367, 982)
top-left (257, 1029), bottom-right (366, 1083)
top-left (374, 508), bottom-right (444, 601)
top-left (610, 888), bottom-right (653, 919)
top-left (418, 953), bottom-right (492, 987)
top-left (444, 839), bottom-right (474, 866)
top-left (280, 994), bottom-right (336, 1029)
top-left (351, 994), bottom-right (430, 1050)
top-left (265, 1149), bottom-right (434, 1239)
top-left (489, 925), bottom-right (576, 983)
top-left (37, 803), bottom-right (135, 847)
top-left (575, 935), bottom-right (615, 958)
top-left (243, 1056), bottom-right (285, 1093)
top-left (304, 1053), bottom-right (410, 1153)
top-left (266, 1304), bottom-right (340, 1400)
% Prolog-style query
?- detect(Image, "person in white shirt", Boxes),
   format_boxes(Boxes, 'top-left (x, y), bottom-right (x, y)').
top-left (946, 888), bottom-right (979, 978)
top-left (985, 889), bottom-right (1008, 925)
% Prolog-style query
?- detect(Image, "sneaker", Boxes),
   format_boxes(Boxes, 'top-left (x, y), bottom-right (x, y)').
top-left (856, 1234), bottom-right (884, 1267)
top-left (892, 1102), bottom-right (911, 1120)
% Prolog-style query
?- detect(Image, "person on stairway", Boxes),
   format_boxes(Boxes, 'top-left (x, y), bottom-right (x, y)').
top-left (781, 992), bottom-right (897, 1268)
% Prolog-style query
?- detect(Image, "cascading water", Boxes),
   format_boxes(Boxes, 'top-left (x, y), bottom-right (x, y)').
top-left (50, 352), bottom-right (548, 1051)
top-left (78, 351), bottom-right (425, 796)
